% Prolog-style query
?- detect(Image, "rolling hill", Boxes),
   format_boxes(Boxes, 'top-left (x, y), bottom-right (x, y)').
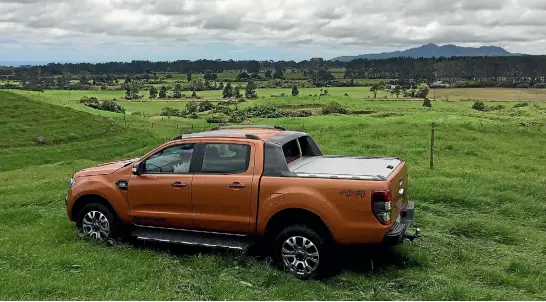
top-left (331, 43), bottom-right (526, 62)
top-left (0, 91), bottom-right (159, 171)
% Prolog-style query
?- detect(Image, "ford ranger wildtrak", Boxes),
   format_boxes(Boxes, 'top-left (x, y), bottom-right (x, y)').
top-left (65, 125), bottom-right (420, 279)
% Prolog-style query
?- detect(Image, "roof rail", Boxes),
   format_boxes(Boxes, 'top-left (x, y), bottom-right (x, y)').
top-left (171, 132), bottom-right (261, 140)
top-left (211, 125), bottom-right (287, 131)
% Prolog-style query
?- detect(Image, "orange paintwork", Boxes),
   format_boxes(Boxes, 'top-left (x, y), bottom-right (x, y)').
top-left (66, 129), bottom-right (408, 245)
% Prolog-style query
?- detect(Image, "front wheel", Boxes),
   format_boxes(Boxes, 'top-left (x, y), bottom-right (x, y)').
top-left (76, 203), bottom-right (118, 242)
top-left (273, 224), bottom-right (334, 280)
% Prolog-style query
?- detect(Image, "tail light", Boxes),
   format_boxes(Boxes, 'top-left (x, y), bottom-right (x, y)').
top-left (372, 190), bottom-right (392, 225)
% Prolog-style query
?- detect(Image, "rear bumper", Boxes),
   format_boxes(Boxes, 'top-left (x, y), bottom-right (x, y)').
top-left (383, 200), bottom-right (421, 245)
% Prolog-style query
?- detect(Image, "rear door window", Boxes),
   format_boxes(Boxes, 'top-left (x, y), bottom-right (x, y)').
top-left (200, 143), bottom-right (250, 174)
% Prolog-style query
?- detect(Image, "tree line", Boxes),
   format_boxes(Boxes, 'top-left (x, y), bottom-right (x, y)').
top-left (344, 56), bottom-right (546, 88)
top-left (0, 59), bottom-right (343, 76)
top-left (2, 56), bottom-right (546, 89)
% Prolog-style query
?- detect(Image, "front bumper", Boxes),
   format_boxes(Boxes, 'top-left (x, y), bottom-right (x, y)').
top-left (383, 200), bottom-right (421, 245)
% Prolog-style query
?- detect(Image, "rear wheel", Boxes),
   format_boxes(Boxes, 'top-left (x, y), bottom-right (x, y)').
top-left (76, 203), bottom-right (118, 242)
top-left (273, 224), bottom-right (334, 280)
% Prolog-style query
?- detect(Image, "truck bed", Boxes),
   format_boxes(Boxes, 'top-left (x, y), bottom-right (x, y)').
top-left (287, 155), bottom-right (403, 180)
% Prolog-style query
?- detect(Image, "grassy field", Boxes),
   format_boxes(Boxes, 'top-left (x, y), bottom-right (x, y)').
top-left (25, 87), bottom-right (380, 101)
top-left (432, 88), bottom-right (546, 101)
top-left (1, 90), bottom-right (546, 300)
top-left (10, 87), bottom-right (546, 105)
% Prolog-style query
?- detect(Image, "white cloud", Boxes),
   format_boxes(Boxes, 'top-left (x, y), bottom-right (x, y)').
top-left (0, 0), bottom-right (544, 61)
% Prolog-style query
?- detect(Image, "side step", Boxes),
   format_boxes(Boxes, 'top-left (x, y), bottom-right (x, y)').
top-left (131, 226), bottom-right (252, 251)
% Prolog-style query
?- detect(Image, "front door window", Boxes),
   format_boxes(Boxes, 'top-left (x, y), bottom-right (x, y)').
top-left (144, 144), bottom-right (195, 174)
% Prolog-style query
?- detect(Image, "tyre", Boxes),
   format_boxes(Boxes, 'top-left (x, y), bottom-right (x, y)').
top-left (76, 203), bottom-right (118, 242)
top-left (273, 224), bottom-right (334, 280)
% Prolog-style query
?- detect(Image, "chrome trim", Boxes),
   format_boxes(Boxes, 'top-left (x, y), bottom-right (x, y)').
top-left (132, 223), bottom-right (248, 237)
top-left (136, 236), bottom-right (245, 250)
top-left (294, 172), bottom-right (385, 181)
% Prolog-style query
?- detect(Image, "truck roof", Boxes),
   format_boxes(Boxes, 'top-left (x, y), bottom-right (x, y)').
top-left (175, 125), bottom-right (308, 145)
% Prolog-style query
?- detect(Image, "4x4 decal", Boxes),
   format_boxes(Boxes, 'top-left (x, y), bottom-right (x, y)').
top-left (339, 190), bottom-right (365, 198)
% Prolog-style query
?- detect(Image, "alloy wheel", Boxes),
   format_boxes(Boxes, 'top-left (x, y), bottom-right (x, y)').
top-left (81, 210), bottom-right (110, 241)
top-left (281, 236), bottom-right (320, 276)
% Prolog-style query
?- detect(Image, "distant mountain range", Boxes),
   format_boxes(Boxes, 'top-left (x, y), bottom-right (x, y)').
top-left (331, 43), bottom-right (527, 62)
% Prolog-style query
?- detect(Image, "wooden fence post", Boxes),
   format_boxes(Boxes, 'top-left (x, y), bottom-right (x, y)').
top-left (430, 122), bottom-right (435, 169)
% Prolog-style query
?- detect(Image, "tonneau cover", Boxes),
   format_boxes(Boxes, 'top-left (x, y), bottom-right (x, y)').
top-left (287, 156), bottom-right (403, 180)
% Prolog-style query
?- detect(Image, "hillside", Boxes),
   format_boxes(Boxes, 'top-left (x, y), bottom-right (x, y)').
top-left (331, 43), bottom-right (525, 62)
top-left (0, 91), bottom-right (160, 171)
top-left (0, 92), bottom-right (123, 148)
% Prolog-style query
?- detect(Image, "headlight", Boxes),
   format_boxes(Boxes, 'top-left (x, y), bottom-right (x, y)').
top-left (68, 178), bottom-right (76, 188)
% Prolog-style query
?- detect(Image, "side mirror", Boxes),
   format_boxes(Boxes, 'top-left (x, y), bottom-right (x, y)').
top-left (132, 162), bottom-right (143, 175)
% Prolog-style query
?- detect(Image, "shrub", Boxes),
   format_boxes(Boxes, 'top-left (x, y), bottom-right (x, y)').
top-left (225, 104), bottom-right (319, 122)
top-left (160, 107), bottom-right (181, 117)
top-left (513, 102), bottom-right (529, 108)
top-left (198, 100), bottom-right (215, 112)
top-left (229, 111), bottom-right (246, 123)
top-left (423, 98), bottom-right (432, 107)
top-left (99, 100), bottom-right (126, 114)
top-left (206, 113), bottom-right (230, 124)
top-left (188, 112), bottom-right (199, 119)
top-left (283, 109), bottom-right (313, 117)
top-left (130, 111), bottom-right (143, 116)
top-left (292, 85), bottom-right (299, 96)
top-left (237, 98), bottom-right (246, 103)
top-left (322, 101), bottom-right (348, 115)
top-left (416, 83), bottom-right (430, 99)
top-left (532, 83), bottom-right (546, 88)
top-left (80, 97), bottom-right (125, 113)
top-left (241, 104), bottom-right (284, 118)
top-left (79, 96), bottom-right (100, 109)
top-left (344, 93), bottom-right (349, 96)
top-left (516, 83), bottom-right (529, 88)
top-left (213, 106), bottom-right (232, 115)
top-left (472, 100), bottom-right (486, 111)
top-left (186, 101), bottom-right (198, 113)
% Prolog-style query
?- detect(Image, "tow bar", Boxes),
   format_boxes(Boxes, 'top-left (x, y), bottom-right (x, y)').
top-left (403, 227), bottom-right (422, 242)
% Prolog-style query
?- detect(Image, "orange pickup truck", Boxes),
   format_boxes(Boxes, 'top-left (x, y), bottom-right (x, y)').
top-left (66, 125), bottom-right (420, 279)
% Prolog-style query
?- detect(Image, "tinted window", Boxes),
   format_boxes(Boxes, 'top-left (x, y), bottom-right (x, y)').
top-left (144, 144), bottom-right (195, 174)
top-left (282, 139), bottom-right (301, 163)
top-left (297, 135), bottom-right (322, 156)
top-left (201, 143), bottom-right (250, 174)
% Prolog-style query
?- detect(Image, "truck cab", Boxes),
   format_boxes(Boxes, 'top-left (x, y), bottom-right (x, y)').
top-left (66, 125), bottom-right (420, 279)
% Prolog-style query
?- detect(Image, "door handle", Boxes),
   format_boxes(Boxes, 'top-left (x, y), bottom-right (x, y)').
top-left (229, 182), bottom-right (246, 189)
top-left (171, 181), bottom-right (187, 188)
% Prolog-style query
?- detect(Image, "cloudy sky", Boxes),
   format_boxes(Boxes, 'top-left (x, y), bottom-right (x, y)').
top-left (1, 0), bottom-right (545, 64)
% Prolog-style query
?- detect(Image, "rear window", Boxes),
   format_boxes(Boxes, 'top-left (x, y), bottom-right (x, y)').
top-left (281, 136), bottom-right (323, 164)
top-left (282, 139), bottom-right (301, 163)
